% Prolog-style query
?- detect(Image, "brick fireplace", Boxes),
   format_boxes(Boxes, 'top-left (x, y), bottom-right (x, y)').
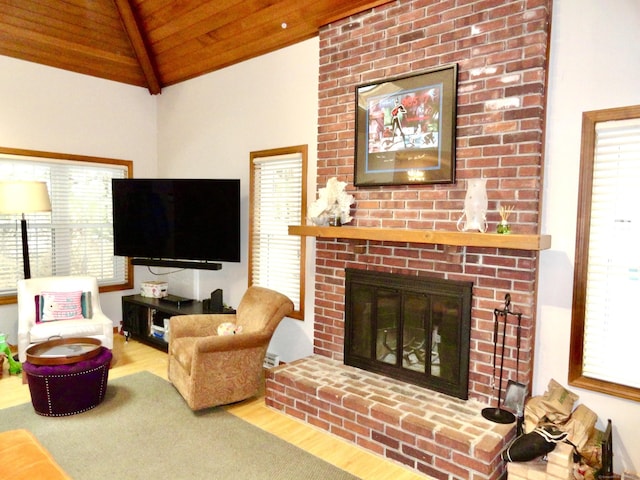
top-left (266, 0), bottom-right (552, 478)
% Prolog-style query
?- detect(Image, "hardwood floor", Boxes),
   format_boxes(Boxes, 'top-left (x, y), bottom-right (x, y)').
top-left (0, 335), bottom-right (425, 480)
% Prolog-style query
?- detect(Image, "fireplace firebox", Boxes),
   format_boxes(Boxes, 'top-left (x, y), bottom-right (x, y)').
top-left (345, 268), bottom-right (473, 399)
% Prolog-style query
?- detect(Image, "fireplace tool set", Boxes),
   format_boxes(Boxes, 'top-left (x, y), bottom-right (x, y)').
top-left (482, 293), bottom-right (527, 431)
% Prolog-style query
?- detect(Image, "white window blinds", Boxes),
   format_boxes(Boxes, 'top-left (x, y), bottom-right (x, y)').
top-left (251, 153), bottom-right (303, 311)
top-left (0, 155), bottom-right (128, 295)
top-left (582, 118), bottom-right (640, 388)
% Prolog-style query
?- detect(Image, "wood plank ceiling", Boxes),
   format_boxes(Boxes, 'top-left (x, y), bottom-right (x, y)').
top-left (0, 0), bottom-right (392, 95)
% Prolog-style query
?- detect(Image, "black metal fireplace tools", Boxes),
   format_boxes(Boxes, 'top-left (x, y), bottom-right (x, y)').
top-left (482, 293), bottom-right (527, 428)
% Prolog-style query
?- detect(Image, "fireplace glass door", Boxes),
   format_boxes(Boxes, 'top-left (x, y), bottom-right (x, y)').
top-left (345, 269), bottom-right (472, 399)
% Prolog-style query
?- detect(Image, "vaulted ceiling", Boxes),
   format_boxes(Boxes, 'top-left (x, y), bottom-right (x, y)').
top-left (0, 0), bottom-right (392, 95)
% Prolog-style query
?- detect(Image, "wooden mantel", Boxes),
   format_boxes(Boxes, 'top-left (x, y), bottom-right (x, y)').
top-left (288, 225), bottom-right (551, 251)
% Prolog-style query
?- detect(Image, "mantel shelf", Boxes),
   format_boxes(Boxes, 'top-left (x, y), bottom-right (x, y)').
top-left (288, 225), bottom-right (551, 251)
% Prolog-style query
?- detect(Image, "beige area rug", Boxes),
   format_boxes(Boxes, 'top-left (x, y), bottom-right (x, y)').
top-left (1, 371), bottom-right (360, 479)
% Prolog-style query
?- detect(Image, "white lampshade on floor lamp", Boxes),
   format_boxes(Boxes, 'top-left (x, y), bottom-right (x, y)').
top-left (0, 181), bottom-right (52, 279)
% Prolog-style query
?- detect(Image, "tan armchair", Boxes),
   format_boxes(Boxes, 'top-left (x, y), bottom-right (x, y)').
top-left (168, 286), bottom-right (293, 410)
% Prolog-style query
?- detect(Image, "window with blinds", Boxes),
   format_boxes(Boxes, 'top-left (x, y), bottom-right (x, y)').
top-left (249, 146), bottom-right (306, 320)
top-left (0, 149), bottom-right (132, 300)
top-left (582, 118), bottom-right (640, 387)
top-left (570, 105), bottom-right (640, 401)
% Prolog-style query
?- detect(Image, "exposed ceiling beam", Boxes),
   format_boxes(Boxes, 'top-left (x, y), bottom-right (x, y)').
top-left (113, 0), bottom-right (162, 94)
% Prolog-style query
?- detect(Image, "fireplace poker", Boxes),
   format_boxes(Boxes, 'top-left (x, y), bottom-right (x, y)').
top-left (489, 305), bottom-right (499, 389)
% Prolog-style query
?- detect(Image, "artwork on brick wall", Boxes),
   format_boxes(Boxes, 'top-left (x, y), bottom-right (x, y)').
top-left (354, 63), bottom-right (457, 186)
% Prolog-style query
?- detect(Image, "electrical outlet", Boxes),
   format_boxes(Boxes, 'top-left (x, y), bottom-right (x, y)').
top-left (263, 351), bottom-right (279, 368)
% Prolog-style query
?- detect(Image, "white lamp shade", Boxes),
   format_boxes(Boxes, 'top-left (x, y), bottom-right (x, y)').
top-left (0, 181), bottom-right (52, 214)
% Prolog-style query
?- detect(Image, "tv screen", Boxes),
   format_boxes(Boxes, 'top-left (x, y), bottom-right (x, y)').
top-left (112, 178), bottom-right (240, 263)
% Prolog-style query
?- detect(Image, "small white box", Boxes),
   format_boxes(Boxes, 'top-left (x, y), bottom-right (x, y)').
top-left (140, 281), bottom-right (168, 298)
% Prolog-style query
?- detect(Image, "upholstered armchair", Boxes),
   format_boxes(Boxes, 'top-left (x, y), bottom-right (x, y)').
top-left (17, 276), bottom-right (114, 362)
top-left (168, 286), bottom-right (294, 410)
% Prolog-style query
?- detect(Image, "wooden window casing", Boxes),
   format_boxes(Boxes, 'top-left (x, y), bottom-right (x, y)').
top-left (249, 145), bottom-right (307, 320)
top-left (569, 105), bottom-right (640, 401)
top-left (0, 147), bottom-right (133, 304)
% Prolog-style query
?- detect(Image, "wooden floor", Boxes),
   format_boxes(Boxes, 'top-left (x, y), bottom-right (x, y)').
top-left (0, 335), bottom-right (425, 480)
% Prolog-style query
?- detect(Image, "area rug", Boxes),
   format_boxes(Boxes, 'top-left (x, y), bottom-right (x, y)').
top-left (0, 371), bottom-right (359, 479)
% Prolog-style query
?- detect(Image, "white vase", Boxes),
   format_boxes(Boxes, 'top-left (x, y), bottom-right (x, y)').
top-left (457, 178), bottom-right (488, 233)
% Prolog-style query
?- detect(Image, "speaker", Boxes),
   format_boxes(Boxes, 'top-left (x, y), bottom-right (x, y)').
top-left (209, 289), bottom-right (223, 313)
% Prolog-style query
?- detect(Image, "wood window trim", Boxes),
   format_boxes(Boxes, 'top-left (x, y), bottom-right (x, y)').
top-left (568, 104), bottom-right (640, 402)
top-left (249, 145), bottom-right (307, 321)
top-left (0, 146), bottom-right (134, 306)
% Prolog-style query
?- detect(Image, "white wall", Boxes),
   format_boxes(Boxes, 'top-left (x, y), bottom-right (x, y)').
top-left (0, 56), bottom-right (157, 342)
top-left (156, 38), bottom-right (320, 361)
top-left (539, 0), bottom-right (640, 472)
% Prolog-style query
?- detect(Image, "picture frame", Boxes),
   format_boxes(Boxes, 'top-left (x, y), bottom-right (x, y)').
top-left (354, 64), bottom-right (458, 187)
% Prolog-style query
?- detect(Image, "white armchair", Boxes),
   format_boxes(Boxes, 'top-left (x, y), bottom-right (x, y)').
top-left (17, 275), bottom-right (114, 362)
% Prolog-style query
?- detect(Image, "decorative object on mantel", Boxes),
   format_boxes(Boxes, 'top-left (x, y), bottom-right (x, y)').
top-left (457, 178), bottom-right (488, 233)
top-left (308, 177), bottom-right (354, 226)
top-left (497, 204), bottom-right (514, 234)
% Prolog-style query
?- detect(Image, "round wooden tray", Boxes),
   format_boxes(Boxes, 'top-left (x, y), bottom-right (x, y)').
top-left (25, 337), bottom-right (102, 365)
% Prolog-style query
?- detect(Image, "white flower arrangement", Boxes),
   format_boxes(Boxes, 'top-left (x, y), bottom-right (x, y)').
top-left (308, 177), bottom-right (354, 226)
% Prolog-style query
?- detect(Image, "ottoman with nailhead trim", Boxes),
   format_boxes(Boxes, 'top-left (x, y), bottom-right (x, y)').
top-left (23, 346), bottom-right (112, 416)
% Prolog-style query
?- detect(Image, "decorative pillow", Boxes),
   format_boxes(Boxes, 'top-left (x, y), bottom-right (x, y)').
top-left (80, 291), bottom-right (92, 318)
top-left (39, 291), bottom-right (84, 322)
top-left (35, 292), bottom-right (92, 323)
top-left (217, 322), bottom-right (243, 336)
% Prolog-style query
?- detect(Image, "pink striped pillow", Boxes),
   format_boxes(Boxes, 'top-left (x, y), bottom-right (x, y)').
top-left (40, 291), bottom-right (84, 322)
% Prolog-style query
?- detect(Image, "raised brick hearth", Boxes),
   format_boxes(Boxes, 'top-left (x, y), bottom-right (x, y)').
top-left (265, 356), bottom-right (515, 479)
top-left (267, 1), bottom-right (551, 478)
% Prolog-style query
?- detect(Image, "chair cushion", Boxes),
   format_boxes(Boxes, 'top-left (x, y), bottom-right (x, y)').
top-left (29, 319), bottom-right (107, 343)
top-left (171, 337), bottom-right (197, 373)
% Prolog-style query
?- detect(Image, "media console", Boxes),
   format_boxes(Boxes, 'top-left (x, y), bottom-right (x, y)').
top-left (121, 295), bottom-right (202, 352)
top-left (121, 295), bottom-right (234, 351)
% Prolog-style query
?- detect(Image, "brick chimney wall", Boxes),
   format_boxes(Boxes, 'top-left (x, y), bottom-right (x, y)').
top-left (313, 0), bottom-right (551, 404)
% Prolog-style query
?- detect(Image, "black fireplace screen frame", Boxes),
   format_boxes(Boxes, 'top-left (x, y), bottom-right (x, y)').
top-left (345, 268), bottom-right (473, 399)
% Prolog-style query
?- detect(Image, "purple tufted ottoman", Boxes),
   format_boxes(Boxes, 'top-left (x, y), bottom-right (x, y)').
top-left (23, 347), bottom-right (112, 417)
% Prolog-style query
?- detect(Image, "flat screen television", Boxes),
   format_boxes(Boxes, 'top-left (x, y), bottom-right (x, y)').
top-left (112, 178), bottom-right (241, 265)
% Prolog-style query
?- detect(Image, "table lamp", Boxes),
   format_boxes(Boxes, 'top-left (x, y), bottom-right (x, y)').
top-left (0, 181), bottom-right (52, 279)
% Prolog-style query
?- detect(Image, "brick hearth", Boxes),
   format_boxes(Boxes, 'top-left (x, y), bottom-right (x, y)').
top-left (266, 356), bottom-right (515, 479)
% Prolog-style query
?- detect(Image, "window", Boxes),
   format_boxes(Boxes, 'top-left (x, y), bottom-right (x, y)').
top-left (569, 105), bottom-right (640, 401)
top-left (249, 145), bottom-right (307, 320)
top-left (0, 147), bottom-right (133, 304)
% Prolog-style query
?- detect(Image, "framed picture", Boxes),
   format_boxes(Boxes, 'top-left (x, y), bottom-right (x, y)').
top-left (354, 64), bottom-right (458, 186)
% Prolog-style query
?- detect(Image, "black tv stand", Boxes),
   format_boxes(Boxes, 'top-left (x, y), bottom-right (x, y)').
top-left (121, 295), bottom-right (204, 351)
top-left (121, 295), bottom-right (234, 352)
top-left (131, 258), bottom-right (222, 270)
